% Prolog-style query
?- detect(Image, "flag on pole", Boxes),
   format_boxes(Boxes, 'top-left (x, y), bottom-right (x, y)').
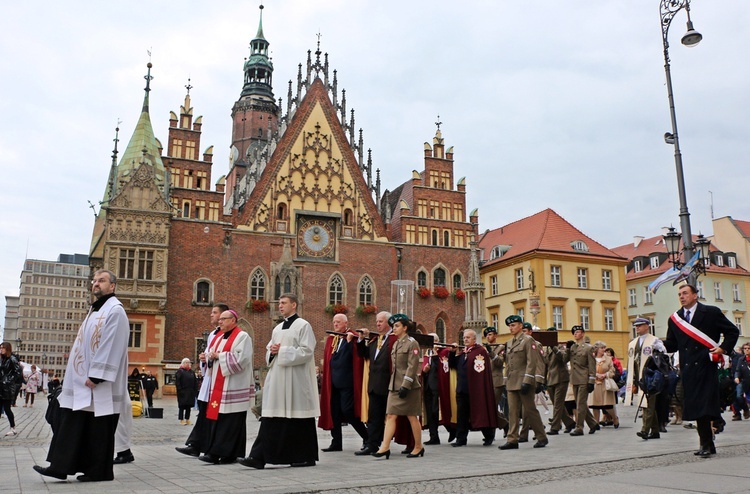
top-left (648, 266), bottom-right (681, 294)
top-left (672, 251), bottom-right (702, 285)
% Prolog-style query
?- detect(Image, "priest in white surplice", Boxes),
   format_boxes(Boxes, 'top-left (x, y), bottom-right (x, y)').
top-left (240, 293), bottom-right (320, 469)
top-left (197, 309), bottom-right (254, 464)
top-left (34, 269), bottom-right (129, 482)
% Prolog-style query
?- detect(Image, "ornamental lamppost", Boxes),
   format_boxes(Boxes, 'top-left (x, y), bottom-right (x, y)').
top-left (659, 0), bottom-right (704, 285)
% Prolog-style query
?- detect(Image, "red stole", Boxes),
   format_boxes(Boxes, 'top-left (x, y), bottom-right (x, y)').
top-left (670, 311), bottom-right (723, 363)
top-left (206, 327), bottom-right (241, 420)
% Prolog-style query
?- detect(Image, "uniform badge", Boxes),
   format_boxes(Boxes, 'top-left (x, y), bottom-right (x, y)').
top-left (441, 356), bottom-right (450, 373)
top-left (643, 346), bottom-right (652, 356)
top-left (474, 355), bottom-right (486, 373)
top-left (628, 348), bottom-right (634, 357)
top-left (413, 349), bottom-right (419, 355)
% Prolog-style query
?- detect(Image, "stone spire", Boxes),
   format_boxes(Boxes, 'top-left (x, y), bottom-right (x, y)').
top-left (463, 234), bottom-right (487, 332)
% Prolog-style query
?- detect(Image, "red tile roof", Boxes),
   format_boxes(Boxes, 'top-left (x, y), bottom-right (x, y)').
top-left (612, 234), bottom-right (749, 281)
top-left (478, 208), bottom-right (626, 267)
top-left (731, 218), bottom-right (750, 239)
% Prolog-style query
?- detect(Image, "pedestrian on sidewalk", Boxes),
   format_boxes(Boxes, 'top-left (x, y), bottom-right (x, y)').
top-left (24, 365), bottom-right (42, 407)
top-left (175, 358), bottom-right (197, 425)
top-left (1, 342), bottom-right (23, 436)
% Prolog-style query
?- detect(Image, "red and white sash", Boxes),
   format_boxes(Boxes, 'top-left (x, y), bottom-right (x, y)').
top-left (206, 327), bottom-right (241, 420)
top-left (669, 311), bottom-right (723, 363)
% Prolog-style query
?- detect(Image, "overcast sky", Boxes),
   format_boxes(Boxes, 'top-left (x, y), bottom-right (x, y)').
top-left (1, 1), bottom-right (748, 330)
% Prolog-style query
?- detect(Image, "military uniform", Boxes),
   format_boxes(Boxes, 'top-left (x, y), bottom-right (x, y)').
top-left (546, 345), bottom-right (575, 433)
top-left (564, 336), bottom-right (598, 435)
top-left (519, 334), bottom-right (547, 441)
top-left (485, 342), bottom-right (508, 430)
top-left (503, 333), bottom-right (547, 446)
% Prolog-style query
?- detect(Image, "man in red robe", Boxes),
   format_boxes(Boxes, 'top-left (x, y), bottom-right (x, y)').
top-left (449, 329), bottom-right (498, 446)
top-left (318, 314), bottom-right (367, 452)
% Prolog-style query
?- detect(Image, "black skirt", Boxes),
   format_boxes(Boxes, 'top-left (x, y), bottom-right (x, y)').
top-left (204, 410), bottom-right (247, 459)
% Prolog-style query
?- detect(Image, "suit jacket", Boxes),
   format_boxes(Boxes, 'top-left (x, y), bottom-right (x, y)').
top-left (664, 302), bottom-right (739, 420)
top-left (389, 335), bottom-right (421, 392)
top-left (565, 342), bottom-right (596, 386)
top-left (545, 346), bottom-right (570, 386)
top-left (357, 331), bottom-right (396, 396)
top-left (504, 334), bottom-right (544, 391)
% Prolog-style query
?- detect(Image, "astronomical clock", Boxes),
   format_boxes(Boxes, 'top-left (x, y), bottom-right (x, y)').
top-left (296, 215), bottom-right (337, 261)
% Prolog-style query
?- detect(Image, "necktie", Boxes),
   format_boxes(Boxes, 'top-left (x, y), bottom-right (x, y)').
top-left (684, 310), bottom-right (691, 323)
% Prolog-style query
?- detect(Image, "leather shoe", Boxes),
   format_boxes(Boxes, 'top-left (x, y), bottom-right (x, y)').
top-left (547, 429), bottom-right (559, 435)
top-left (113, 453), bottom-right (135, 464)
top-left (354, 446), bottom-right (373, 456)
top-left (647, 433), bottom-right (661, 440)
top-left (448, 430), bottom-right (456, 442)
top-left (198, 454), bottom-right (219, 464)
top-left (588, 425), bottom-right (600, 434)
top-left (636, 431), bottom-right (649, 440)
top-left (401, 447), bottom-right (412, 455)
top-left (77, 475), bottom-right (112, 482)
top-left (498, 442), bottom-right (518, 450)
top-left (533, 439), bottom-right (548, 448)
top-left (33, 465), bottom-right (66, 480)
top-left (175, 446), bottom-right (200, 457)
top-left (451, 441), bottom-right (467, 447)
top-left (424, 438), bottom-right (441, 445)
top-left (290, 461), bottom-right (316, 467)
top-left (659, 425), bottom-right (668, 433)
top-left (569, 429), bottom-right (584, 436)
top-left (239, 457), bottom-right (265, 469)
top-left (322, 444), bottom-right (342, 452)
top-left (482, 438), bottom-right (494, 446)
top-left (564, 425), bottom-right (575, 433)
top-left (518, 437), bottom-right (528, 443)
top-left (694, 449), bottom-right (713, 458)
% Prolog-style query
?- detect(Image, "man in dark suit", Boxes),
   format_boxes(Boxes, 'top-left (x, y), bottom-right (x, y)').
top-left (355, 311), bottom-right (393, 456)
top-left (664, 284), bottom-right (739, 458)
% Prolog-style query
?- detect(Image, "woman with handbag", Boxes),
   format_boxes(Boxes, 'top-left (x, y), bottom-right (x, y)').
top-left (588, 341), bottom-right (619, 429)
top-left (1, 342), bottom-right (23, 436)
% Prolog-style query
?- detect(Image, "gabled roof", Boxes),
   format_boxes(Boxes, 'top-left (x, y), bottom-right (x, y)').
top-left (731, 218), bottom-right (750, 239)
top-left (479, 208), bottom-right (625, 267)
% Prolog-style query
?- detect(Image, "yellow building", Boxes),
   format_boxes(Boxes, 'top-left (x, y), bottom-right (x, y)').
top-left (478, 209), bottom-right (630, 356)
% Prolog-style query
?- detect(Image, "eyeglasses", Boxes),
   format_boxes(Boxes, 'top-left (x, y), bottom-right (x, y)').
top-left (218, 317), bottom-right (233, 321)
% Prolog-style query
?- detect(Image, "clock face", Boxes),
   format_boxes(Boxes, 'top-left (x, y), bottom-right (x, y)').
top-left (297, 217), bottom-right (336, 259)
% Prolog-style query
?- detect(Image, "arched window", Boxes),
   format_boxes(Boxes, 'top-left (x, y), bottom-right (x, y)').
top-left (433, 267), bottom-right (446, 287)
top-left (284, 275), bottom-right (292, 294)
top-left (453, 273), bottom-right (462, 290)
top-left (274, 275), bottom-right (282, 300)
top-left (182, 201), bottom-right (190, 218)
top-left (443, 231), bottom-right (450, 247)
top-left (436, 318), bottom-right (446, 343)
top-left (193, 279), bottom-right (213, 305)
top-left (344, 209), bottom-right (353, 226)
top-left (328, 274), bottom-right (344, 306)
top-left (358, 276), bottom-right (374, 307)
top-left (417, 271), bottom-right (427, 288)
top-left (249, 269), bottom-right (266, 300)
top-left (277, 203), bottom-right (287, 220)
top-left (432, 230), bottom-right (438, 246)
top-left (196, 280), bottom-right (210, 304)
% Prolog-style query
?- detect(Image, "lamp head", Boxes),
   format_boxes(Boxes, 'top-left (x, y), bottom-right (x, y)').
top-left (681, 21), bottom-right (702, 47)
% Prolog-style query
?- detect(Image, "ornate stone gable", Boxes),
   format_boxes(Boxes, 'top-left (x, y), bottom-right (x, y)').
top-left (236, 79), bottom-right (387, 241)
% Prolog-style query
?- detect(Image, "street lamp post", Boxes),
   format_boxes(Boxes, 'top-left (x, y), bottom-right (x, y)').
top-left (659, 0), bottom-right (702, 285)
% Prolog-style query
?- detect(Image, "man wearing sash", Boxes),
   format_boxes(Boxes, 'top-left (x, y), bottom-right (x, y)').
top-left (33, 269), bottom-right (129, 482)
top-left (176, 303), bottom-right (228, 457)
top-left (241, 294), bottom-right (319, 468)
top-left (318, 314), bottom-right (368, 452)
top-left (198, 309), bottom-right (254, 464)
top-left (664, 284), bottom-right (738, 458)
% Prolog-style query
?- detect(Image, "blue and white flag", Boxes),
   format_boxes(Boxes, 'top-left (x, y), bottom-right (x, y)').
top-left (672, 251), bottom-right (702, 285)
top-left (648, 266), bottom-right (680, 294)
